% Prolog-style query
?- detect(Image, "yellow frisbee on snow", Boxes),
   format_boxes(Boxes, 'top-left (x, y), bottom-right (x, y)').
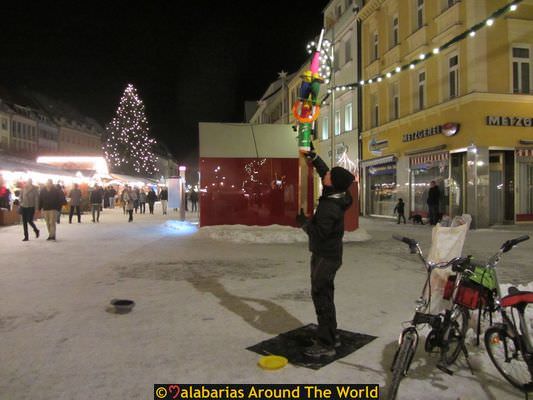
top-left (258, 355), bottom-right (288, 370)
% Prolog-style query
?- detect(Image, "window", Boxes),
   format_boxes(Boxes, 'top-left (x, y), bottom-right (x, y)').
top-left (344, 103), bottom-right (353, 131)
top-left (371, 94), bottom-right (379, 128)
top-left (336, 5), bottom-right (342, 18)
top-left (322, 116), bottom-right (329, 140)
top-left (334, 110), bottom-right (341, 135)
top-left (512, 47), bottom-right (531, 94)
top-left (334, 49), bottom-right (340, 71)
top-left (345, 38), bottom-right (352, 63)
top-left (1, 118), bottom-right (6, 130)
top-left (417, 71), bottom-right (426, 110)
top-left (449, 54), bottom-right (459, 98)
top-left (392, 16), bottom-right (399, 48)
top-left (372, 32), bottom-right (379, 61)
top-left (416, 0), bottom-right (424, 30)
top-left (390, 82), bottom-right (399, 120)
top-left (443, 0), bottom-right (458, 11)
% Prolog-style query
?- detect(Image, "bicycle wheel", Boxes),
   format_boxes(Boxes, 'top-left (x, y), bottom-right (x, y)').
top-left (387, 332), bottom-right (416, 400)
top-left (440, 305), bottom-right (469, 366)
top-left (485, 325), bottom-right (532, 391)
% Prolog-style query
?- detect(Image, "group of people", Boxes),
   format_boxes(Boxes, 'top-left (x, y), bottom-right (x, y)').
top-left (0, 176), bottom-right (174, 241)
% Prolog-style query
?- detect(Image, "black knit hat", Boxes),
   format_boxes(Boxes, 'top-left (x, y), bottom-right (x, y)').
top-left (330, 167), bottom-right (355, 191)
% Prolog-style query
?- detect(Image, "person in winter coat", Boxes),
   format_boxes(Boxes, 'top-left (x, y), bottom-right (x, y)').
top-left (39, 179), bottom-right (63, 240)
top-left (55, 184), bottom-right (67, 224)
top-left (123, 186), bottom-right (134, 222)
top-left (131, 188), bottom-right (139, 214)
top-left (108, 186), bottom-right (117, 209)
top-left (139, 189), bottom-right (147, 214)
top-left (159, 187), bottom-right (168, 215)
top-left (69, 183), bottom-right (83, 223)
top-left (393, 198), bottom-right (406, 224)
top-left (147, 189), bottom-right (157, 214)
top-left (90, 184), bottom-right (104, 222)
top-left (296, 150), bottom-right (355, 358)
top-left (19, 178), bottom-right (40, 241)
top-left (190, 190), bottom-right (199, 212)
top-left (427, 180), bottom-right (440, 225)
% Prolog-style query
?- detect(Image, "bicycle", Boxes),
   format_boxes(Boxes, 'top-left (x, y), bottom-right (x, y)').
top-left (479, 235), bottom-right (533, 393)
top-left (386, 235), bottom-right (472, 400)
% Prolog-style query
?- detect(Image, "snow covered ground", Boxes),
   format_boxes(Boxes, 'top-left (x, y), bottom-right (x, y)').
top-left (0, 208), bottom-right (532, 399)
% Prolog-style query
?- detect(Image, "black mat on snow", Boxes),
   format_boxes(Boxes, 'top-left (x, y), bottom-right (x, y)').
top-left (247, 323), bottom-right (377, 370)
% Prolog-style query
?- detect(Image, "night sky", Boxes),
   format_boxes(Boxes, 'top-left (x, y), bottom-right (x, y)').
top-left (1, 1), bottom-right (326, 166)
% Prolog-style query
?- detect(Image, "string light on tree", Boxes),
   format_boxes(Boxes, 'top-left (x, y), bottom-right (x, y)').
top-left (103, 84), bottom-right (159, 175)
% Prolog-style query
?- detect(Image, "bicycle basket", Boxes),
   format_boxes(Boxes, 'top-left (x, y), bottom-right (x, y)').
top-left (443, 275), bottom-right (457, 300)
top-left (454, 279), bottom-right (490, 310)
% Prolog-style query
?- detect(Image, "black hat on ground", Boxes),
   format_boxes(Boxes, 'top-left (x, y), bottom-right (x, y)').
top-left (330, 167), bottom-right (355, 192)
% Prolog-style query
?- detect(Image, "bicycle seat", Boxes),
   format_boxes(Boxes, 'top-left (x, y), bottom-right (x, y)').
top-left (500, 290), bottom-right (533, 308)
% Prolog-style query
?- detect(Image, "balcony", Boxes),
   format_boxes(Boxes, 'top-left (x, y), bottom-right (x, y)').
top-left (382, 45), bottom-right (400, 69)
top-left (364, 58), bottom-right (381, 79)
top-left (433, 2), bottom-right (463, 45)
top-left (406, 25), bottom-right (428, 56)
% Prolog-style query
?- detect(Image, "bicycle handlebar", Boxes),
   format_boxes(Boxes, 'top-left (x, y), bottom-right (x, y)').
top-left (500, 235), bottom-right (530, 253)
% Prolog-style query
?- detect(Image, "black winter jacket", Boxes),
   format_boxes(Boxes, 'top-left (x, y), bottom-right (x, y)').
top-left (302, 155), bottom-right (352, 261)
top-left (39, 187), bottom-right (63, 211)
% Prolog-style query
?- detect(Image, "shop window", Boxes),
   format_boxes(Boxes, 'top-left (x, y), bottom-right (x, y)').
top-left (322, 116), bottom-right (329, 140)
top-left (367, 163), bottom-right (398, 216)
top-left (518, 160), bottom-right (533, 216)
top-left (410, 155), bottom-right (449, 217)
top-left (512, 46), bottom-right (531, 94)
top-left (334, 110), bottom-right (341, 136)
top-left (344, 103), bottom-right (353, 131)
top-left (391, 16), bottom-right (399, 48)
top-left (449, 54), bottom-right (459, 99)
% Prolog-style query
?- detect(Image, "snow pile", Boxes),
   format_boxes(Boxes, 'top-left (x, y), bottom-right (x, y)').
top-left (194, 224), bottom-right (371, 244)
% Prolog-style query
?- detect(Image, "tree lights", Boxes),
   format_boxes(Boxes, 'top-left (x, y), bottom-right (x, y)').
top-left (103, 84), bottom-right (159, 175)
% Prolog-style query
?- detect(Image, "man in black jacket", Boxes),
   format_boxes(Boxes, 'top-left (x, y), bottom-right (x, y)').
top-left (427, 180), bottom-right (440, 225)
top-left (297, 151), bottom-right (355, 357)
top-left (39, 179), bottom-right (63, 240)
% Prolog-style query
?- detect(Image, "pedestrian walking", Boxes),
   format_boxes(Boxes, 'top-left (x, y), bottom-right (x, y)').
top-left (39, 179), bottom-right (63, 241)
top-left (139, 189), bottom-right (147, 214)
top-left (55, 184), bottom-right (67, 224)
top-left (147, 189), bottom-right (157, 214)
top-left (427, 181), bottom-right (440, 225)
top-left (123, 186), bottom-right (134, 222)
top-left (394, 198), bottom-right (406, 224)
top-left (90, 184), bottom-right (104, 222)
top-left (120, 188), bottom-right (126, 215)
top-left (159, 187), bottom-right (168, 215)
top-left (19, 178), bottom-right (40, 241)
top-left (296, 149), bottom-right (355, 358)
top-left (190, 189), bottom-right (199, 212)
top-left (108, 186), bottom-right (117, 209)
top-left (132, 188), bottom-right (139, 214)
top-left (69, 183), bottom-right (82, 223)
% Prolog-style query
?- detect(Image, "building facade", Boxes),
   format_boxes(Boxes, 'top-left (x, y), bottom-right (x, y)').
top-left (359, 0), bottom-right (533, 227)
top-left (0, 101), bottom-right (12, 152)
top-left (316, 0), bottom-right (362, 170)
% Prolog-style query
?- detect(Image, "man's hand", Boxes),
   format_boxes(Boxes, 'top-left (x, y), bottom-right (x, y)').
top-left (296, 208), bottom-right (308, 227)
top-left (303, 150), bottom-right (316, 161)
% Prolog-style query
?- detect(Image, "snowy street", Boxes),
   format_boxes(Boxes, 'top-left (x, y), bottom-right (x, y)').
top-left (1, 209), bottom-right (532, 400)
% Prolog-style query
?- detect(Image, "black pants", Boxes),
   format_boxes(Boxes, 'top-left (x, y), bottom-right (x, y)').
top-left (140, 202), bottom-right (146, 213)
top-left (310, 254), bottom-right (341, 347)
top-left (69, 205), bottom-right (81, 223)
top-left (128, 210), bottom-right (133, 222)
top-left (21, 207), bottom-right (38, 239)
top-left (397, 213), bottom-right (406, 224)
top-left (148, 202), bottom-right (155, 214)
top-left (428, 204), bottom-right (439, 225)
top-left (191, 201), bottom-right (198, 212)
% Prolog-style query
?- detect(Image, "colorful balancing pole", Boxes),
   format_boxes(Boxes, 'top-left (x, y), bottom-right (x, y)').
top-left (293, 29), bottom-right (332, 153)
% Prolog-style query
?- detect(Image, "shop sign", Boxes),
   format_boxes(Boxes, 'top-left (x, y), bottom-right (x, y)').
top-left (368, 136), bottom-right (388, 155)
top-left (486, 116), bottom-right (533, 127)
top-left (402, 122), bottom-right (460, 142)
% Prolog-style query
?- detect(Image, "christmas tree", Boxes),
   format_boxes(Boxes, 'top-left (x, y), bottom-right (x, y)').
top-left (103, 84), bottom-right (159, 175)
